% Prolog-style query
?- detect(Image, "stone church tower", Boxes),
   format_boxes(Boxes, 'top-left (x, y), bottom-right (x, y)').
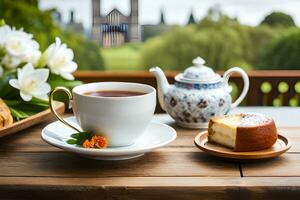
top-left (129, 0), bottom-right (139, 42)
top-left (92, 0), bottom-right (140, 47)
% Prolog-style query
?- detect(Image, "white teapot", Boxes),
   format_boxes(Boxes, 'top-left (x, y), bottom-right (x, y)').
top-left (150, 57), bottom-right (249, 128)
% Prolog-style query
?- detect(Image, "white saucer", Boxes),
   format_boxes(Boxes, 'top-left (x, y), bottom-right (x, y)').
top-left (41, 117), bottom-right (177, 160)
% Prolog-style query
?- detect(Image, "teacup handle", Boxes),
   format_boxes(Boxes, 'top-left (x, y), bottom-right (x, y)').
top-left (223, 67), bottom-right (249, 109)
top-left (49, 87), bottom-right (81, 132)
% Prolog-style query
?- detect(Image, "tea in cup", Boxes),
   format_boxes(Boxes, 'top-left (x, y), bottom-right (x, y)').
top-left (50, 82), bottom-right (156, 147)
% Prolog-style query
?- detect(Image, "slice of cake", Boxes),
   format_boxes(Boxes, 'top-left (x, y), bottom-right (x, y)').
top-left (0, 98), bottom-right (13, 129)
top-left (208, 113), bottom-right (278, 152)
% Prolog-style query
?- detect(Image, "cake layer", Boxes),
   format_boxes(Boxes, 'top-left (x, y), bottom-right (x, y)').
top-left (208, 114), bottom-right (242, 148)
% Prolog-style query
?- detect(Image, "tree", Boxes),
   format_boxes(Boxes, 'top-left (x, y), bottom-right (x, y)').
top-left (258, 29), bottom-right (300, 70)
top-left (261, 12), bottom-right (296, 27)
top-left (0, 0), bottom-right (104, 70)
top-left (141, 24), bottom-right (250, 71)
top-left (246, 25), bottom-right (281, 66)
top-left (187, 11), bottom-right (196, 24)
top-left (140, 10), bottom-right (283, 71)
top-left (160, 9), bottom-right (165, 24)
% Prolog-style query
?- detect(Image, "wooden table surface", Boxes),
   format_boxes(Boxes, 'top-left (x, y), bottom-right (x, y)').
top-left (0, 107), bottom-right (300, 200)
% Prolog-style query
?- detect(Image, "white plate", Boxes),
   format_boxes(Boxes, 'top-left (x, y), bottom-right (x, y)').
top-left (41, 117), bottom-right (177, 160)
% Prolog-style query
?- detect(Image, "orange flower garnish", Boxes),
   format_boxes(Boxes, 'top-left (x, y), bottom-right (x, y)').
top-left (82, 135), bottom-right (108, 149)
top-left (92, 135), bottom-right (108, 148)
top-left (83, 139), bottom-right (93, 148)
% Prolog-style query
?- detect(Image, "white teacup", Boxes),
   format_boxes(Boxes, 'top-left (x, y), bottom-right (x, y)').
top-left (50, 82), bottom-right (156, 147)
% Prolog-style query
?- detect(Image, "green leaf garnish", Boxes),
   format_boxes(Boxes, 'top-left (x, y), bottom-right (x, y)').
top-left (3, 97), bottom-right (49, 121)
top-left (67, 131), bottom-right (92, 146)
top-left (66, 139), bottom-right (77, 145)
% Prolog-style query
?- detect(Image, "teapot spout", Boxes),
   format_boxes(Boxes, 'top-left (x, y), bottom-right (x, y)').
top-left (149, 66), bottom-right (170, 111)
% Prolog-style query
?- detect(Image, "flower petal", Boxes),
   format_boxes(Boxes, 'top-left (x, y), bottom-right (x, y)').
top-left (0, 25), bottom-right (11, 46)
top-left (43, 43), bottom-right (55, 58)
top-left (19, 63), bottom-right (34, 84)
top-left (21, 63), bottom-right (34, 77)
top-left (30, 40), bottom-right (40, 51)
top-left (59, 61), bottom-right (78, 73)
top-left (63, 48), bottom-right (74, 60)
top-left (9, 79), bottom-right (20, 89)
top-left (31, 82), bottom-right (51, 95)
top-left (69, 61), bottom-right (78, 71)
top-left (45, 42), bottom-right (56, 55)
top-left (30, 68), bottom-right (49, 83)
top-left (2, 55), bottom-right (21, 69)
top-left (17, 68), bottom-right (22, 81)
top-left (20, 91), bottom-right (32, 101)
top-left (60, 72), bottom-right (74, 80)
top-left (55, 37), bottom-right (61, 46)
top-left (24, 49), bottom-right (41, 65)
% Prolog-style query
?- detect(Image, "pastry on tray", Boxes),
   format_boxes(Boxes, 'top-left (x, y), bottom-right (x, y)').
top-left (208, 113), bottom-right (278, 152)
top-left (0, 98), bottom-right (13, 129)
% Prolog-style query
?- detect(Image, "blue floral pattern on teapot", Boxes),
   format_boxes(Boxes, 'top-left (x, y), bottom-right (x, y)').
top-left (150, 57), bottom-right (249, 129)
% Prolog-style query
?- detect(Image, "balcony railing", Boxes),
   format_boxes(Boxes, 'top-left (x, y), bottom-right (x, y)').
top-left (74, 70), bottom-right (300, 112)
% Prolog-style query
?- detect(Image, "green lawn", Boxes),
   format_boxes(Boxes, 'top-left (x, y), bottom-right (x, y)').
top-left (102, 43), bottom-right (142, 71)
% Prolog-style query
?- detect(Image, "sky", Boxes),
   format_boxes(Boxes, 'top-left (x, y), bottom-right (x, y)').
top-left (39, 0), bottom-right (300, 29)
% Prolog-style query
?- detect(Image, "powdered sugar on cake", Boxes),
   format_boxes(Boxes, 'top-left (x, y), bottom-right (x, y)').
top-left (239, 113), bottom-right (272, 127)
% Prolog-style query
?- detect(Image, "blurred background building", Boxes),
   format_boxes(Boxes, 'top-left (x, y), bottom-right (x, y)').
top-left (92, 0), bottom-right (140, 47)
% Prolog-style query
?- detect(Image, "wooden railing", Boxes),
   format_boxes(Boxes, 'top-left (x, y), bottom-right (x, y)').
top-left (74, 70), bottom-right (300, 112)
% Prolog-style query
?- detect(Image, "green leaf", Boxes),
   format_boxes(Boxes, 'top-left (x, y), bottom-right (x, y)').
top-left (67, 139), bottom-right (78, 144)
top-left (30, 97), bottom-right (49, 107)
top-left (67, 131), bottom-right (92, 146)
top-left (48, 74), bottom-right (82, 89)
top-left (70, 133), bottom-right (81, 139)
top-left (36, 51), bottom-right (48, 68)
top-left (3, 97), bottom-right (49, 121)
top-left (9, 107), bottom-right (31, 121)
top-left (4, 98), bottom-right (48, 108)
top-left (2, 99), bottom-right (20, 106)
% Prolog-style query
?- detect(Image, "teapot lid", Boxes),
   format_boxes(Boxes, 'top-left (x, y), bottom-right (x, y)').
top-left (175, 57), bottom-right (221, 83)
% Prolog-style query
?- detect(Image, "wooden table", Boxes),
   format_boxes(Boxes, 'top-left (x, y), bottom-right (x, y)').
top-left (0, 107), bottom-right (299, 199)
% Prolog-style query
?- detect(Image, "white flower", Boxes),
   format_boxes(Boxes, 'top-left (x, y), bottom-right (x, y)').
top-left (42, 37), bottom-right (77, 80)
top-left (4, 28), bottom-right (41, 65)
top-left (9, 63), bottom-right (51, 101)
top-left (24, 49), bottom-right (41, 66)
top-left (0, 25), bottom-right (11, 47)
top-left (5, 29), bottom-right (35, 57)
top-left (2, 54), bottom-right (21, 69)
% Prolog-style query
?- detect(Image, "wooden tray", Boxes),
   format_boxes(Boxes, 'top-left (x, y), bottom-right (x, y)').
top-left (194, 131), bottom-right (291, 160)
top-left (0, 101), bottom-right (65, 138)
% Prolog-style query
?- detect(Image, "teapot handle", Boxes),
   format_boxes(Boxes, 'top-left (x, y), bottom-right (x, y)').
top-left (223, 67), bottom-right (249, 109)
